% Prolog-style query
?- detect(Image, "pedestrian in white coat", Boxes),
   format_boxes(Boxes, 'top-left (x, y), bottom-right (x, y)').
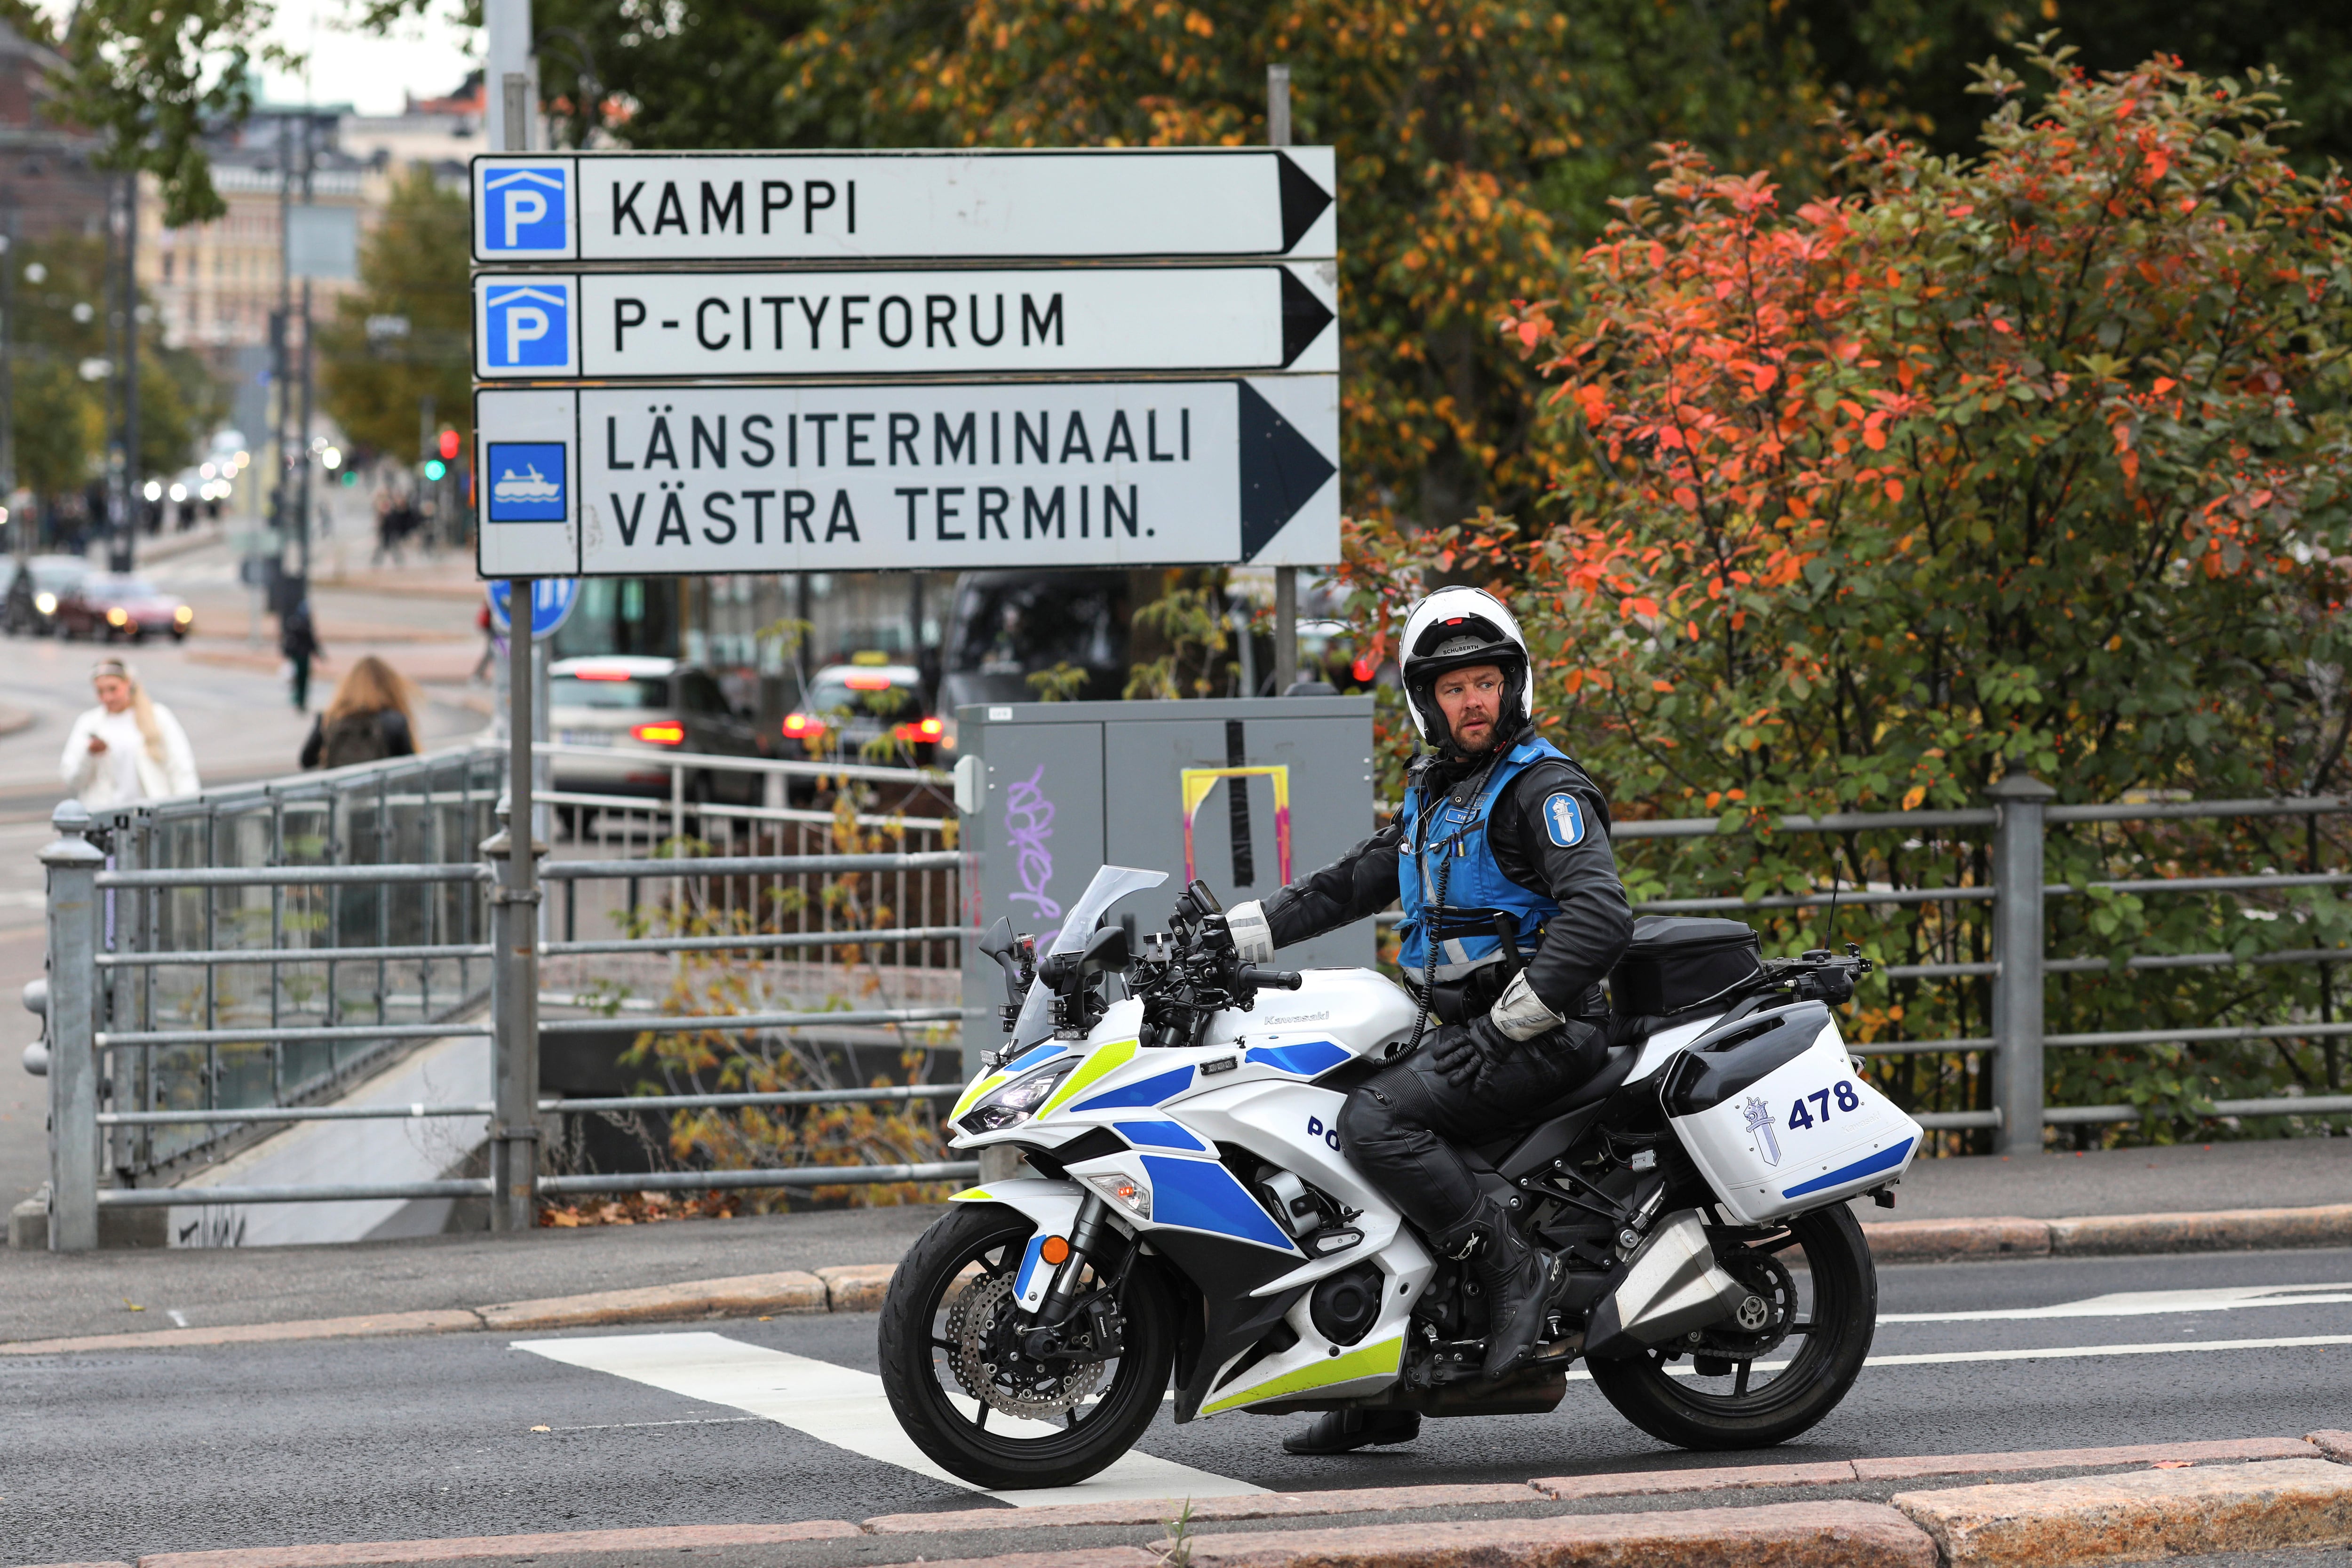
top-left (59, 659), bottom-right (200, 809)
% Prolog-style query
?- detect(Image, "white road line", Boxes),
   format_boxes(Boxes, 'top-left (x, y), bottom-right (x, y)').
top-left (1569, 1331), bottom-right (2352, 1380)
top-left (1881, 1282), bottom-right (2352, 1324)
top-left (514, 1331), bottom-right (1263, 1507)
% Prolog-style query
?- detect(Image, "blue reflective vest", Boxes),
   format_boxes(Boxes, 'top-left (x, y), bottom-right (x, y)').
top-left (1396, 734), bottom-right (1571, 982)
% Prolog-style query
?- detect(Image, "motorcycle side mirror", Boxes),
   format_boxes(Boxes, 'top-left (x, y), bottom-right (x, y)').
top-left (978, 915), bottom-right (1028, 1004)
top-left (1079, 922), bottom-right (1129, 980)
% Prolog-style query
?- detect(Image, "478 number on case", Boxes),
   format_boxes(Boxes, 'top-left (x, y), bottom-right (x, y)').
top-left (1787, 1080), bottom-right (1862, 1131)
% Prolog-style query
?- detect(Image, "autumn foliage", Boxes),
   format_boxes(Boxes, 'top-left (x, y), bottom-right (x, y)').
top-left (1342, 45), bottom-right (2352, 1138)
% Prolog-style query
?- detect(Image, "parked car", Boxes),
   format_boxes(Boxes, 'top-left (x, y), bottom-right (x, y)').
top-left (546, 655), bottom-right (764, 805)
top-left (2, 555), bottom-right (91, 636)
top-left (53, 573), bottom-right (194, 642)
top-left (781, 661), bottom-right (942, 765)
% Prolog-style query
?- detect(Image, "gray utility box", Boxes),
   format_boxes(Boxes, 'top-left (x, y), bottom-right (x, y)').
top-left (955, 696), bottom-right (1377, 1069)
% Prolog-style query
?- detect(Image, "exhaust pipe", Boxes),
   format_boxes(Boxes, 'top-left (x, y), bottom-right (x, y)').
top-left (1581, 1210), bottom-right (1749, 1361)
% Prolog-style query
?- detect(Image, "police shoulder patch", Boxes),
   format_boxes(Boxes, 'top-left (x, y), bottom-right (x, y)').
top-left (1541, 792), bottom-right (1585, 848)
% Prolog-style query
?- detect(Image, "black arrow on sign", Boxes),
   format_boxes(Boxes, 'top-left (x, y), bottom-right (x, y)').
top-left (1237, 380), bottom-right (1337, 561)
top-left (1279, 269), bottom-right (1335, 369)
top-left (1277, 153), bottom-right (1335, 254)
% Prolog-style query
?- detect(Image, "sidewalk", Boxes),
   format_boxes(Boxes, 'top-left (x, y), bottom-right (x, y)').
top-left (3, 1138), bottom-right (2348, 1348)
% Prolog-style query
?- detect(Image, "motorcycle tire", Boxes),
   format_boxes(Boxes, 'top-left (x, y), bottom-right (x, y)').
top-left (1584, 1203), bottom-right (1876, 1450)
top-left (878, 1201), bottom-right (1178, 1491)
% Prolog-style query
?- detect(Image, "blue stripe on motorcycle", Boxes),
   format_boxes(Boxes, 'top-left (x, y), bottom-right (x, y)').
top-left (1112, 1119), bottom-right (1207, 1152)
top-left (1140, 1154), bottom-right (1299, 1252)
top-left (1001, 1042), bottom-right (1067, 1076)
top-left (1069, 1065), bottom-right (1196, 1114)
top-left (1012, 1233), bottom-right (1050, 1299)
top-left (1781, 1137), bottom-right (1915, 1199)
top-left (1243, 1040), bottom-right (1352, 1078)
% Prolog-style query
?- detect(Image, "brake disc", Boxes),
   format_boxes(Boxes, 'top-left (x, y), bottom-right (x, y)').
top-left (945, 1270), bottom-right (1108, 1420)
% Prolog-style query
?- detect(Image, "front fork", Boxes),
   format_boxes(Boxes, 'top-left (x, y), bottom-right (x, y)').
top-left (1020, 1193), bottom-right (1126, 1360)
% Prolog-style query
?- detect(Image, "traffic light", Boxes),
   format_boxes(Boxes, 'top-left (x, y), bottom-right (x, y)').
top-left (422, 458), bottom-right (447, 482)
top-left (437, 428), bottom-right (461, 462)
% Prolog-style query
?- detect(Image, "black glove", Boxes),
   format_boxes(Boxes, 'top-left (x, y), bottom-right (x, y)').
top-left (1429, 1016), bottom-right (1517, 1090)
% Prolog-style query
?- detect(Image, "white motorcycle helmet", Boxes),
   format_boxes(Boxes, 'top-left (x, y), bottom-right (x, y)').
top-left (1397, 586), bottom-right (1533, 750)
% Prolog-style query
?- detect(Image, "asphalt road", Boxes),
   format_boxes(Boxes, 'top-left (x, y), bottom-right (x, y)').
top-left (7, 1247), bottom-right (2349, 1564)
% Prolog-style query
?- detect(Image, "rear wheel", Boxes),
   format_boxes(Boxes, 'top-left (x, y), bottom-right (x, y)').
top-left (878, 1202), bottom-right (1176, 1491)
top-left (1585, 1203), bottom-right (1875, 1449)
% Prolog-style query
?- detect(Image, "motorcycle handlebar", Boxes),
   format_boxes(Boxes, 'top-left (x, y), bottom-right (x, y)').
top-left (1240, 965), bottom-right (1303, 991)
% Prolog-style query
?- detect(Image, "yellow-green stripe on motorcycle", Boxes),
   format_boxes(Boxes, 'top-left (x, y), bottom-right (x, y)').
top-left (1036, 1039), bottom-right (1139, 1118)
top-left (950, 1072), bottom-right (1009, 1121)
top-left (1199, 1335), bottom-right (1406, 1417)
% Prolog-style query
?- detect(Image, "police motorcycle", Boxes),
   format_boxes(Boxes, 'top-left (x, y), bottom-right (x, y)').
top-left (877, 864), bottom-right (1923, 1490)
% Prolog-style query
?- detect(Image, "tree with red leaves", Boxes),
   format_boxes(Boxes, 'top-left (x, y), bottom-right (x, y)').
top-left (1343, 43), bottom-right (2352, 1141)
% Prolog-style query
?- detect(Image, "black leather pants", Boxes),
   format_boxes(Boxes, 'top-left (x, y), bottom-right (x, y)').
top-left (1335, 1021), bottom-right (1605, 1242)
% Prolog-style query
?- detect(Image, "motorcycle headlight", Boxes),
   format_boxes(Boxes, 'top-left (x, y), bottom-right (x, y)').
top-left (958, 1060), bottom-right (1075, 1134)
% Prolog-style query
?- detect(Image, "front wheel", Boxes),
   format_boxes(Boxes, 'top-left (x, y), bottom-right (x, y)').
top-left (1585, 1203), bottom-right (1876, 1449)
top-left (878, 1202), bottom-right (1176, 1491)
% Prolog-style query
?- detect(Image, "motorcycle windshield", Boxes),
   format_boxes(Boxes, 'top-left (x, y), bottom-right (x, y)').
top-left (1007, 864), bottom-right (1168, 1051)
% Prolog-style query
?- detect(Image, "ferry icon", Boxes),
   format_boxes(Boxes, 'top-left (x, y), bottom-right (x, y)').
top-left (493, 464), bottom-right (562, 501)
top-left (485, 442), bottom-right (566, 523)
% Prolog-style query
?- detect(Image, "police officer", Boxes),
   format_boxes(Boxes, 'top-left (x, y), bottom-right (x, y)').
top-left (1225, 586), bottom-right (1633, 1455)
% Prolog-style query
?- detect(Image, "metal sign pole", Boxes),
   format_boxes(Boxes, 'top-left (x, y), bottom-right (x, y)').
top-left (488, 77), bottom-right (542, 1234)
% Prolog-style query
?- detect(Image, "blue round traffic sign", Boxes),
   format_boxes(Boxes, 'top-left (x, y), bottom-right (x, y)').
top-left (486, 579), bottom-right (581, 641)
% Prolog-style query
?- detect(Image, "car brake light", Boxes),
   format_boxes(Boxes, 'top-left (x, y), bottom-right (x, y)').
top-left (573, 670), bottom-right (630, 681)
top-left (845, 672), bottom-right (892, 691)
top-left (781, 712), bottom-right (819, 738)
top-left (631, 722), bottom-right (685, 745)
top-left (893, 717), bottom-right (945, 742)
top-left (921, 717), bottom-right (944, 737)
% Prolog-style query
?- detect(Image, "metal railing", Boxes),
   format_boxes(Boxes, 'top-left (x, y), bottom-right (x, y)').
top-left (31, 739), bottom-right (980, 1250)
top-left (77, 747), bottom-right (505, 1179)
top-left (1603, 779), bottom-right (2352, 1143)
top-left (31, 741), bottom-right (2350, 1249)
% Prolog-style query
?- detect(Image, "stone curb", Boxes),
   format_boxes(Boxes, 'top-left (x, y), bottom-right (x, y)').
top-left (477, 1270), bottom-right (828, 1330)
top-left (866, 1437), bottom-right (2331, 1535)
top-left (1161, 1500), bottom-right (1939, 1568)
top-left (130, 1520), bottom-right (862, 1568)
top-left (1859, 1202), bottom-right (2352, 1264)
top-left (14, 1431), bottom-right (2351, 1568)
top-left (1891, 1457), bottom-right (2352, 1566)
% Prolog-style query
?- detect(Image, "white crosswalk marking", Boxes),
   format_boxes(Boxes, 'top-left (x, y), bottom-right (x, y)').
top-left (515, 1331), bottom-right (1263, 1508)
top-left (1571, 1330), bottom-right (2352, 1381)
top-left (1881, 1282), bottom-right (2352, 1325)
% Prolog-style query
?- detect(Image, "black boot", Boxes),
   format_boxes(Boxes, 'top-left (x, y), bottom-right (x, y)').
top-left (1282, 1409), bottom-right (1422, 1455)
top-left (1441, 1199), bottom-right (1561, 1380)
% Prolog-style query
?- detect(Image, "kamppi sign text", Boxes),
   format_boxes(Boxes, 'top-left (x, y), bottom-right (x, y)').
top-left (469, 147), bottom-right (1340, 581)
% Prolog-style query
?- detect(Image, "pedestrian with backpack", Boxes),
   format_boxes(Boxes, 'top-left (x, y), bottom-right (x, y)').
top-left (300, 654), bottom-right (420, 770)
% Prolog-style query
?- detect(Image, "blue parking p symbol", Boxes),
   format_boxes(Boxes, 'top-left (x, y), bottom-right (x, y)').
top-left (482, 282), bottom-right (573, 374)
top-left (482, 165), bottom-right (569, 254)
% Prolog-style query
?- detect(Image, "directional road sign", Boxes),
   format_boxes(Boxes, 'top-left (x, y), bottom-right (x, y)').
top-left (473, 378), bottom-right (1338, 579)
top-left (471, 149), bottom-right (1336, 265)
top-left (472, 265), bottom-right (1338, 382)
top-left (485, 577), bottom-right (582, 639)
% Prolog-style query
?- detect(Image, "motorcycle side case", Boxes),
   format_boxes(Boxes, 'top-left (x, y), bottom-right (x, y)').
top-left (1664, 1004), bottom-right (1923, 1225)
